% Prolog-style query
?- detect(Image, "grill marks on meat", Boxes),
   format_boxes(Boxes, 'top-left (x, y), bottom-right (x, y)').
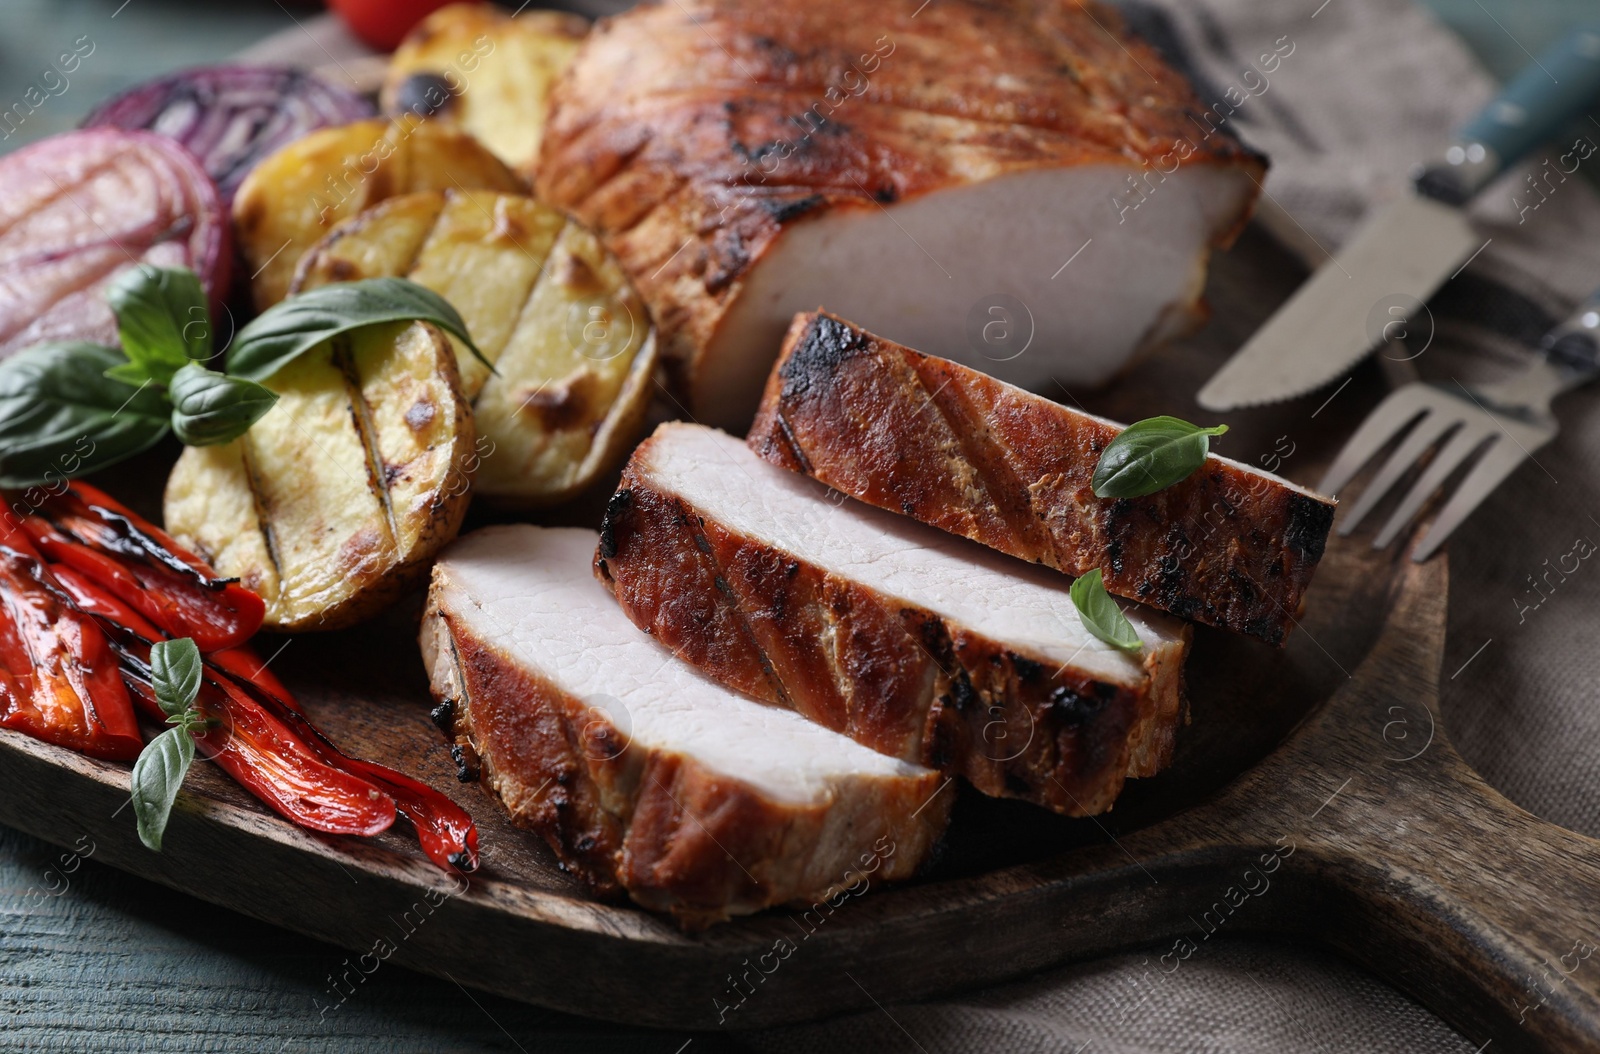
top-left (750, 313), bottom-right (1335, 645)
top-left (421, 526), bottom-right (950, 927)
top-left (595, 425), bottom-right (1191, 817)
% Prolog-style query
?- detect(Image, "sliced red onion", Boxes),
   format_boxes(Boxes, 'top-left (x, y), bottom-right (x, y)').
top-left (0, 129), bottom-right (230, 357)
top-left (81, 65), bottom-right (375, 201)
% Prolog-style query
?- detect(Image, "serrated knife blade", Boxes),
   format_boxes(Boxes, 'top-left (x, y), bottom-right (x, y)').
top-left (1197, 24), bottom-right (1600, 412)
top-left (1197, 194), bottom-right (1478, 411)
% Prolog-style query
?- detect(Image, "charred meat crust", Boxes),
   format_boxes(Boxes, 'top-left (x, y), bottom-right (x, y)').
top-left (537, 0), bottom-right (1266, 394)
top-left (748, 312), bottom-right (1335, 645)
top-left (422, 606), bottom-right (625, 896)
top-left (595, 447), bottom-right (1185, 817)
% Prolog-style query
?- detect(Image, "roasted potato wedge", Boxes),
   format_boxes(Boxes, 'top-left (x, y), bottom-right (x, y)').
top-left (381, 4), bottom-right (587, 175)
top-left (292, 189), bottom-right (656, 507)
top-left (232, 117), bottom-right (523, 308)
top-left (164, 321), bottom-right (475, 632)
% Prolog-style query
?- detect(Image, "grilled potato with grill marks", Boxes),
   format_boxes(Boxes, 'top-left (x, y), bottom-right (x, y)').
top-left (164, 321), bottom-right (475, 632)
top-left (291, 188), bottom-right (656, 507)
top-left (232, 118), bottom-right (524, 309)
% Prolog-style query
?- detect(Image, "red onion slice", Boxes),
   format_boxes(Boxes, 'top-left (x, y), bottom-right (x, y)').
top-left (0, 129), bottom-right (230, 357)
top-left (81, 65), bottom-right (374, 201)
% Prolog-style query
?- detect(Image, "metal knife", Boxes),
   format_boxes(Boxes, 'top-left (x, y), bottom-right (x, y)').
top-left (1198, 24), bottom-right (1600, 412)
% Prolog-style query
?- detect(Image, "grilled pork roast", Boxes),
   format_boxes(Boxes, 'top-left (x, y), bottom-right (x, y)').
top-left (421, 525), bottom-right (950, 927)
top-left (595, 424), bottom-right (1191, 817)
top-left (750, 313), bottom-right (1335, 644)
top-left (536, 0), bottom-right (1265, 429)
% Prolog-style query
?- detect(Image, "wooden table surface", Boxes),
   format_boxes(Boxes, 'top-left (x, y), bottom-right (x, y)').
top-left (0, 1), bottom-right (1590, 1051)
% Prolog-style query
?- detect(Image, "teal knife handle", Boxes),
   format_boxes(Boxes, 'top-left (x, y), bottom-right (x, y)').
top-left (1459, 25), bottom-right (1600, 175)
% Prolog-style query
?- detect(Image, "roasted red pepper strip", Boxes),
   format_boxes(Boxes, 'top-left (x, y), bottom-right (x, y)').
top-left (199, 678), bottom-right (397, 838)
top-left (28, 484), bottom-right (263, 650)
top-left (77, 610), bottom-right (398, 837)
top-left (0, 525), bottom-right (142, 761)
top-left (206, 646), bottom-right (300, 713)
top-left (53, 557), bottom-right (298, 712)
top-left (210, 661), bottom-right (479, 872)
top-left (57, 563), bottom-right (474, 869)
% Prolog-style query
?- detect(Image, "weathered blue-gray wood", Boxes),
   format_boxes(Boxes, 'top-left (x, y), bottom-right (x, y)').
top-left (0, 824), bottom-right (723, 1052)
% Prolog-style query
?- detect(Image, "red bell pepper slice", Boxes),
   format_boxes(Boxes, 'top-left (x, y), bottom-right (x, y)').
top-left (199, 677), bottom-right (397, 838)
top-left (27, 483), bottom-right (263, 651)
top-left (211, 660), bottom-right (479, 872)
top-left (206, 645), bottom-right (300, 713)
top-left (20, 490), bottom-right (477, 872)
top-left (0, 531), bottom-right (142, 761)
top-left (54, 561), bottom-right (299, 714)
top-left (57, 562), bottom-right (474, 870)
top-left (103, 623), bottom-right (398, 838)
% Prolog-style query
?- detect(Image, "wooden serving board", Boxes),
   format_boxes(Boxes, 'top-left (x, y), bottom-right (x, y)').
top-left (2, 227), bottom-right (1597, 1050)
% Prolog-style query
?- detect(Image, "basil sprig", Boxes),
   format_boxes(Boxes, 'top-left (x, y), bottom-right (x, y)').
top-left (227, 277), bottom-right (487, 382)
top-left (0, 266), bottom-right (480, 486)
top-left (131, 637), bottom-right (207, 852)
top-left (1091, 416), bottom-right (1228, 499)
top-left (0, 343), bottom-right (172, 487)
top-left (104, 265), bottom-right (211, 386)
top-left (1069, 569), bottom-right (1143, 655)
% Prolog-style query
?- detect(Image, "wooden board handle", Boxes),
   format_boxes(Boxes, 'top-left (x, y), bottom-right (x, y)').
top-left (1207, 553), bottom-right (1600, 1052)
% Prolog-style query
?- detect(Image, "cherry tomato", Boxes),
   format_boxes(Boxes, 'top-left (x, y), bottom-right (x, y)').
top-left (326, 0), bottom-right (463, 51)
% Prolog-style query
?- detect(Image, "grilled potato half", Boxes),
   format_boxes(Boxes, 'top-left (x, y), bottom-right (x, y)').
top-left (381, 4), bottom-right (587, 176)
top-left (291, 189), bottom-right (656, 507)
top-left (233, 117), bottom-right (524, 309)
top-left (164, 322), bottom-right (475, 632)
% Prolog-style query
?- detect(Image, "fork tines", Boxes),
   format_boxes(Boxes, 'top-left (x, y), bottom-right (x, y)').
top-left (1318, 383), bottom-right (1549, 562)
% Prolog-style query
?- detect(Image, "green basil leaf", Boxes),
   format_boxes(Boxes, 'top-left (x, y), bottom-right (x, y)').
top-left (226, 277), bottom-right (487, 382)
top-left (106, 265), bottom-right (212, 384)
top-left (168, 363), bottom-right (278, 446)
top-left (149, 637), bottom-right (203, 719)
top-left (1069, 568), bottom-right (1143, 655)
top-left (1091, 416), bottom-right (1228, 499)
top-left (103, 360), bottom-right (154, 386)
top-left (131, 724), bottom-right (196, 852)
top-left (0, 343), bottom-right (171, 488)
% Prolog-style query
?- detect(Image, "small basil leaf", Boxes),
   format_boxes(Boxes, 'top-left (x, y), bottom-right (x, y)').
top-left (0, 343), bottom-right (171, 488)
top-left (168, 363), bottom-right (278, 447)
top-left (103, 360), bottom-right (155, 386)
top-left (106, 265), bottom-right (212, 384)
top-left (1091, 416), bottom-right (1228, 499)
top-left (131, 725), bottom-right (196, 852)
top-left (149, 637), bottom-right (203, 719)
top-left (227, 277), bottom-right (487, 382)
top-left (1069, 568), bottom-right (1143, 655)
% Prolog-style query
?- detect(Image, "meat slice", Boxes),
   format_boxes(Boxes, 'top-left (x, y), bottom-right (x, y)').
top-left (595, 424), bottom-right (1191, 817)
top-left (420, 525), bottom-right (949, 927)
top-left (749, 312), bottom-right (1336, 645)
top-left (536, 0), bottom-right (1264, 430)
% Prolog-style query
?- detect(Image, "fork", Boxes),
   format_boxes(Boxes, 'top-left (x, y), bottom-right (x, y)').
top-left (1319, 288), bottom-right (1600, 562)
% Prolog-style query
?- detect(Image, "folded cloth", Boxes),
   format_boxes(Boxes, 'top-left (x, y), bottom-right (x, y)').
top-left (738, 0), bottom-right (1600, 1051)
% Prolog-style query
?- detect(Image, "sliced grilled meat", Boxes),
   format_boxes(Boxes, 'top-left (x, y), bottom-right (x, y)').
top-left (595, 424), bottom-right (1191, 817)
top-left (749, 312), bottom-right (1336, 644)
top-left (421, 525), bottom-right (950, 928)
